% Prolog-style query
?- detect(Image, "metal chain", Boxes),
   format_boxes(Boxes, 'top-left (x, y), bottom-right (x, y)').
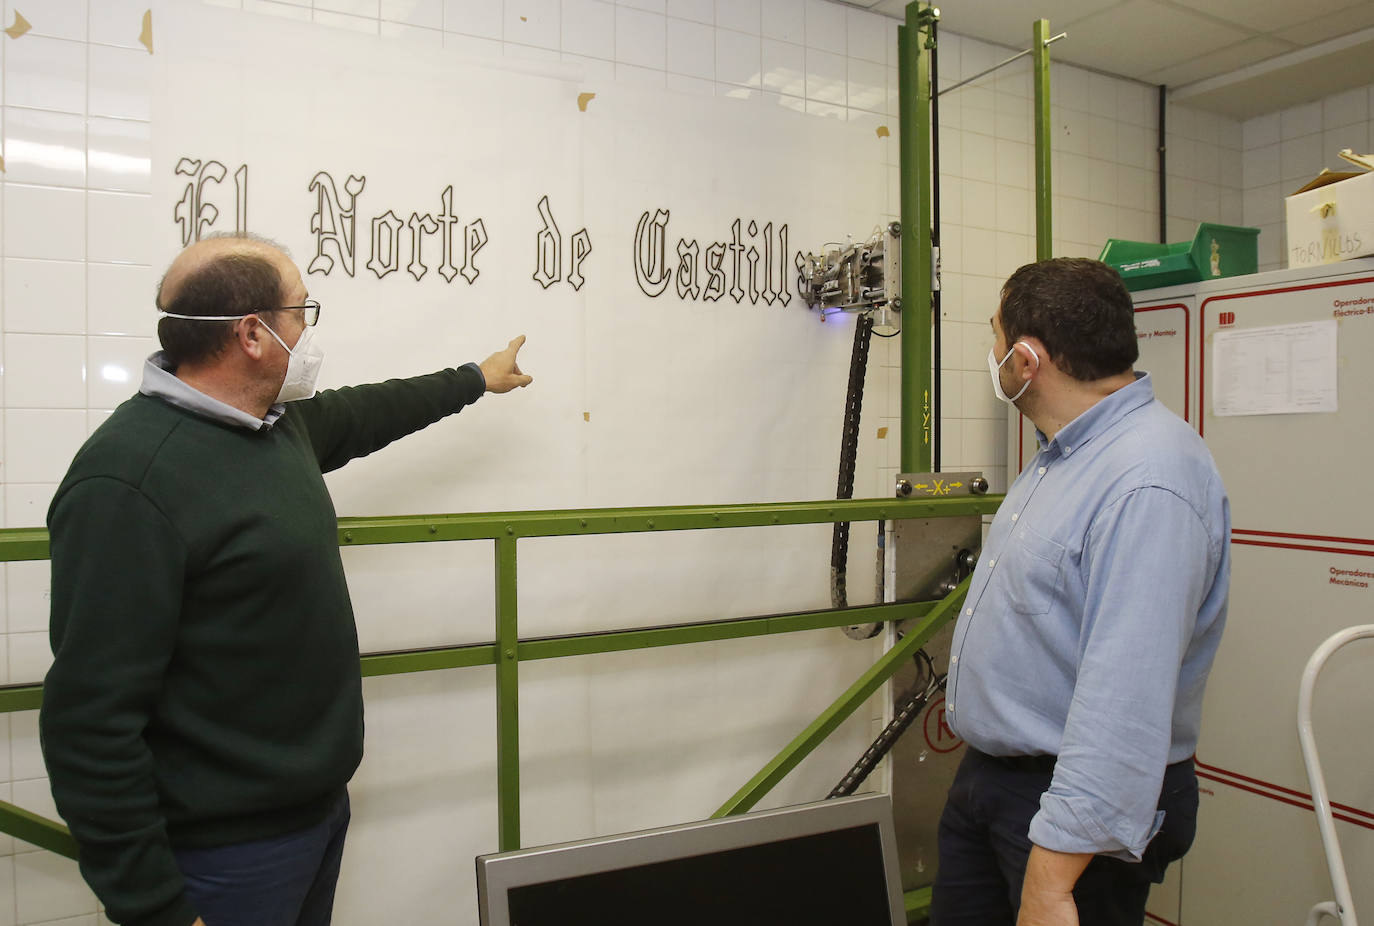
top-left (831, 313), bottom-right (875, 609)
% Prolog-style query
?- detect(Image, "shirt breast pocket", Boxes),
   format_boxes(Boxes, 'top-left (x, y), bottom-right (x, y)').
top-left (1000, 525), bottom-right (1066, 617)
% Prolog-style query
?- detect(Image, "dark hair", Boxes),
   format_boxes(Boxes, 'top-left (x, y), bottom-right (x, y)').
top-left (999, 258), bottom-right (1138, 382)
top-left (156, 248), bottom-right (284, 367)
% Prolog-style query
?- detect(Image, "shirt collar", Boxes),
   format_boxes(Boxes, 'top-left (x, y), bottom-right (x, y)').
top-left (1035, 371), bottom-right (1153, 456)
top-left (140, 352), bottom-right (285, 430)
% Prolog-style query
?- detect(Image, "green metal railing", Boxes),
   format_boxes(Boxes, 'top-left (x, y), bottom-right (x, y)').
top-left (0, 496), bottom-right (999, 876)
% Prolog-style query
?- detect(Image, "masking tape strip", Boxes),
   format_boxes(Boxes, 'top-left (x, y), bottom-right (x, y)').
top-left (4, 11), bottom-right (31, 39)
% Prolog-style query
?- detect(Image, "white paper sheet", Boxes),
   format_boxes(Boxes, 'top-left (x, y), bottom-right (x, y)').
top-left (1212, 320), bottom-right (1338, 417)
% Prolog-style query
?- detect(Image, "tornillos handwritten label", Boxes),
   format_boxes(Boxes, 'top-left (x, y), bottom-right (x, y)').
top-left (1290, 229), bottom-right (1369, 266)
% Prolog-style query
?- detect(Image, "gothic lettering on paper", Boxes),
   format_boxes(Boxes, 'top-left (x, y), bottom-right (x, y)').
top-left (533, 195), bottom-right (562, 290)
top-left (632, 210), bottom-right (796, 308)
top-left (567, 228), bottom-right (592, 292)
top-left (435, 185), bottom-right (461, 284)
top-left (727, 218), bottom-right (747, 304)
top-left (174, 157), bottom-right (248, 246)
top-left (366, 210), bottom-right (404, 279)
top-left (675, 239), bottom-right (701, 301)
top-left (462, 219), bottom-right (488, 285)
top-left (407, 212), bottom-right (439, 281)
top-left (759, 222), bottom-right (777, 305)
top-left (702, 242), bottom-right (727, 303)
top-left (164, 164), bottom-right (810, 307)
top-left (308, 171), bottom-right (366, 277)
top-left (303, 175), bottom-right (487, 285)
top-left (533, 196), bottom-right (593, 292)
top-left (633, 208), bottom-right (671, 298)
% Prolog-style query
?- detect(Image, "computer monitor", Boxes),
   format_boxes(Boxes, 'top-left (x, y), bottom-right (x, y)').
top-left (475, 793), bottom-right (906, 926)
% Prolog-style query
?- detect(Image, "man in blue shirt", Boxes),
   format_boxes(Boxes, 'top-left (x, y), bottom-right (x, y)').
top-left (930, 258), bottom-right (1230, 926)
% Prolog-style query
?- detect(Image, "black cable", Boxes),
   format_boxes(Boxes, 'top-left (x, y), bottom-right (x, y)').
top-left (830, 313), bottom-right (875, 610)
top-left (829, 649), bottom-right (944, 799)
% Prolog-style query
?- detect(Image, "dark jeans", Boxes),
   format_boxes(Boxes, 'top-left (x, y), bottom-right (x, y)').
top-left (173, 792), bottom-right (351, 926)
top-left (931, 749), bottom-right (1197, 926)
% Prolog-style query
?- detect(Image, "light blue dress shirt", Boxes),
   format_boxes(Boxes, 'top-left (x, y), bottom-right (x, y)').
top-left (946, 372), bottom-right (1230, 861)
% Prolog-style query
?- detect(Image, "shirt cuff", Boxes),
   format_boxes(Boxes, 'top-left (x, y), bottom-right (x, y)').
top-left (460, 361), bottom-right (486, 394)
top-left (1029, 793), bottom-right (1164, 862)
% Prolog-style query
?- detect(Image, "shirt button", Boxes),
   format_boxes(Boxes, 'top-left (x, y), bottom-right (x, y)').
top-left (965, 608), bottom-right (972, 615)
top-left (1011, 513), bottom-right (1019, 521)
top-left (988, 558), bottom-right (996, 567)
top-left (947, 702), bottom-right (954, 712)
top-left (950, 656), bottom-right (959, 665)
top-left (1038, 467), bottom-right (1046, 475)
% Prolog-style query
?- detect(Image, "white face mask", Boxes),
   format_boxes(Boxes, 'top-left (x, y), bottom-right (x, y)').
top-left (987, 341), bottom-right (1039, 404)
top-left (259, 322), bottom-right (325, 402)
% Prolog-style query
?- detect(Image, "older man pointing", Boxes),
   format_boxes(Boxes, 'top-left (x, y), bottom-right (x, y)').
top-left (40, 233), bottom-right (531, 926)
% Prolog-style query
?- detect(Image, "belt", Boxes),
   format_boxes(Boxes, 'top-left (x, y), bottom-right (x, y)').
top-left (979, 750), bottom-right (1195, 777)
top-left (982, 751), bottom-right (1058, 774)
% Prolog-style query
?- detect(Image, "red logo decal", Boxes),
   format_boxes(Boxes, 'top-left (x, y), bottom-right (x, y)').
top-left (1218, 311), bottom-right (1236, 327)
top-left (923, 696), bottom-right (965, 753)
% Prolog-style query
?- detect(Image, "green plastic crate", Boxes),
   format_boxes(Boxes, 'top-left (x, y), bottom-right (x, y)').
top-left (1098, 222), bottom-right (1260, 292)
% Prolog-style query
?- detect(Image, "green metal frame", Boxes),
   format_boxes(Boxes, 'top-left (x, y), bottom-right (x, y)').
top-left (0, 496), bottom-right (999, 877)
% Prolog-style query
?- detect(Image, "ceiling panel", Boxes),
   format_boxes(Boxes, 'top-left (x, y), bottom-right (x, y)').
top-left (846, 0), bottom-right (1374, 117)
top-left (1152, 0), bottom-right (1358, 32)
top-left (1279, 3), bottom-right (1374, 45)
top-left (1041, 0), bottom-right (1248, 76)
top-left (1142, 35), bottom-right (1295, 87)
top-left (919, 0), bottom-right (1128, 50)
top-left (1172, 38), bottom-right (1374, 119)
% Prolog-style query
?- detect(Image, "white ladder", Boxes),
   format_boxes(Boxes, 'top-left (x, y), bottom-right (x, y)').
top-left (1299, 624), bottom-right (1374, 926)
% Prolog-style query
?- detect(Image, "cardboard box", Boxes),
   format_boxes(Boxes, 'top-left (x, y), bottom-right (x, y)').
top-left (1285, 149), bottom-right (1374, 268)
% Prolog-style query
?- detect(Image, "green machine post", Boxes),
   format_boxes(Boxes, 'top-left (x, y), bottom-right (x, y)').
top-left (495, 534), bottom-right (521, 851)
top-left (1033, 18), bottom-right (1053, 260)
top-left (899, 2), bottom-right (937, 474)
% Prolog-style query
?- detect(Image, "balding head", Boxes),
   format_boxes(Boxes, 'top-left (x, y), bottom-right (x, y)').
top-left (158, 236), bottom-right (282, 309)
top-left (156, 233), bottom-right (303, 368)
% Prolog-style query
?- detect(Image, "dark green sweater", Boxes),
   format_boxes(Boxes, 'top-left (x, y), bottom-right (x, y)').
top-left (40, 367), bottom-right (485, 926)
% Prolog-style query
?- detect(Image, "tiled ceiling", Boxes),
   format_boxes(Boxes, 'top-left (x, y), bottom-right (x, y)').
top-left (845, 0), bottom-right (1374, 118)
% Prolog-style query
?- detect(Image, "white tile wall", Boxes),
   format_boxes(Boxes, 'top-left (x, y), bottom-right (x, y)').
top-left (0, 0), bottom-right (1275, 923)
top-left (1, 110), bottom-right (86, 189)
top-left (3, 37), bottom-right (86, 115)
top-left (4, 261), bottom-right (86, 336)
top-left (1242, 83), bottom-right (1374, 271)
top-left (381, 0), bottom-right (443, 29)
top-left (2, 187), bottom-right (85, 262)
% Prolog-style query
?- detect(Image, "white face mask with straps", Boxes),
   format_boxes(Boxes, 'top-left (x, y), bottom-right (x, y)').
top-left (987, 341), bottom-right (1039, 404)
top-left (159, 311), bottom-right (325, 403)
top-left (256, 322), bottom-right (324, 403)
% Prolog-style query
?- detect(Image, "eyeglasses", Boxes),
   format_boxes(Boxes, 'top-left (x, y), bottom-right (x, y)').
top-left (159, 299), bottom-right (321, 326)
top-left (277, 300), bottom-right (321, 327)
